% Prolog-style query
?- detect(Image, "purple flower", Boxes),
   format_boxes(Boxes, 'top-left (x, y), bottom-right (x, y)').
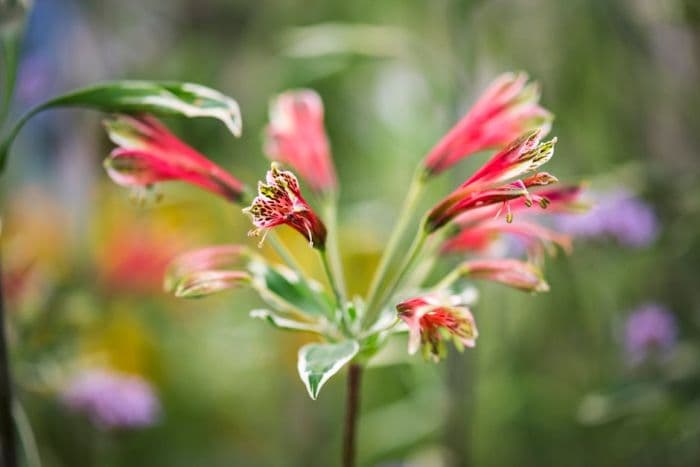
top-left (555, 189), bottom-right (658, 248)
top-left (624, 303), bottom-right (678, 365)
top-left (61, 368), bottom-right (160, 430)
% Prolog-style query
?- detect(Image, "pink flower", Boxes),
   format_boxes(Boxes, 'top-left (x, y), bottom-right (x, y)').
top-left (426, 172), bottom-right (558, 232)
top-left (103, 114), bottom-right (245, 202)
top-left (264, 90), bottom-right (337, 195)
top-left (460, 130), bottom-right (556, 190)
top-left (164, 244), bottom-right (252, 297)
top-left (453, 184), bottom-right (585, 227)
top-left (460, 259), bottom-right (549, 292)
top-left (243, 164), bottom-right (327, 249)
top-left (442, 219), bottom-right (572, 255)
top-left (397, 295), bottom-right (478, 362)
top-left (423, 72), bottom-right (552, 175)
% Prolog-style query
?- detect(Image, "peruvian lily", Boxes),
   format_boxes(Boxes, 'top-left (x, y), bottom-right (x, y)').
top-left (423, 72), bottom-right (552, 175)
top-left (460, 130), bottom-right (557, 191)
top-left (442, 219), bottom-right (573, 256)
top-left (164, 244), bottom-right (250, 295)
top-left (264, 90), bottom-right (337, 195)
top-left (425, 171), bottom-right (559, 232)
top-left (103, 114), bottom-right (245, 202)
top-left (396, 295), bottom-right (478, 362)
top-left (243, 163), bottom-right (327, 249)
top-left (453, 183), bottom-right (586, 227)
top-left (458, 258), bottom-right (549, 292)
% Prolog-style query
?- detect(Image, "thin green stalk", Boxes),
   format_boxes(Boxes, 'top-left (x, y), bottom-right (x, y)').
top-left (13, 400), bottom-right (41, 467)
top-left (0, 33), bottom-right (19, 127)
top-left (319, 249), bottom-right (343, 308)
top-left (364, 169), bottom-right (427, 325)
top-left (434, 263), bottom-right (467, 291)
top-left (267, 233), bottom-right (305, 274)
top-left (322, 197), bottom-right (347, 302)
top-left (372, 225), bottom-right (429, 315)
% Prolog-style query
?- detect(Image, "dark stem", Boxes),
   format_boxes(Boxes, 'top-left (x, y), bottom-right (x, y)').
top-left (0, 248), bottom-right (18, 467)
top-left (342, 364), bottom-right (363, 467)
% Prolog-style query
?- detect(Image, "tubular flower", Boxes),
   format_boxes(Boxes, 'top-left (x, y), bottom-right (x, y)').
top-left (461, 130), bottom-right (557, 190)
top-left (423, 72), bottom-right (552, 175)
top-left (453, 184), bottom-right (586, 227)
top-left (164, 245), bottom-right (252, 298)
top-left (426, 172), bottom-right (558, 232)
top-left (460, 259), bottom-right (549, 292)
top-left (264, 90), bottom-right (337, 195)
top-left (243, 164), bottom-right (327, 249)
top-left (397, 295), bottom-right (478, 362)
top-left (442, 219), bottom-right (572, 256)
top-left (103, 114), bottom-right (245, 202)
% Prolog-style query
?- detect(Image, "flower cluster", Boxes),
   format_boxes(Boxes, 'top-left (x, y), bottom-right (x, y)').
top-left (99, 73), bottom-right (583, 398)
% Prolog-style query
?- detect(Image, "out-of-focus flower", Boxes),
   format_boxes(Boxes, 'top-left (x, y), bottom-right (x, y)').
top-left (555, 190), bottom-right (658, 248)
top-left (265, 90), bottom-right (337, 195)
top-left (624, 303), bottom-right (677, 364)
top-left (396, 295), bottom-right (478, 362)
top-left (164, 245), bottom-right (253, 298)
top-left (460, 259), bottom-right (549, 292)
top-left (61, 368), bottom-right (160, 430)
top-left (442, 219), bottom-right (572, 256)
top-left (423, 72), bottom-right (552, 175)
top-left (243, 164), bottom-right (327, 249)
top-left (103, 114), bottom-right (245, 202)
top-left (98, 227), bottom-right (183, 295)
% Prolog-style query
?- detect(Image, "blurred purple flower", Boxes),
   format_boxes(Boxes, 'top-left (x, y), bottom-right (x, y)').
top-left (555, 189), bottom-right (658, 247)
top-left (61, 368), bottom-right (160, 430)
top-left (624, 303), bottom-right (677, 365)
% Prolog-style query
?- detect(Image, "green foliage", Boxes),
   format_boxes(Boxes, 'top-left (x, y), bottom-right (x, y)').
top-left (297, 340), bottom-right (359, 399)
top-left (0, 81), bottom-right (241, 170)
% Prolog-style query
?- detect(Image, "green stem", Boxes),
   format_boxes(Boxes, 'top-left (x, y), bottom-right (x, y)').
top-left (373, 226), bottom-right (429, 312)
top-left (433, 263), bottom-right (467, 291)
top-left (13, 400), bottom-right (41, 467)
top-left (364, 169), bottom-right (427, 325)
top-left (0, 32), bottom-right (20, 127)
top-left (322, 197), bottom-right (347, 302)
top-left (319, 248), bottom-right (343, 308)
top-left (0, 101), bottom-right (46, 171)
top-left (267, 233), bottom-right (305, 274)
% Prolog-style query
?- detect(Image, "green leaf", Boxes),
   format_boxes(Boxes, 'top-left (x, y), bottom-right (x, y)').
top-left (0, 80), bottom-right (241, 170)
top-left (297, 340), bottom-right (359, 400)
top-left (249, 309), bottom-right (325, 334)
top-left (248, 260), bottom-right (334, 318)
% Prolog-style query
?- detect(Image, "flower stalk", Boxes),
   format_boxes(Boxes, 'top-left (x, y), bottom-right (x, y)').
top-left (321, 197), bottom-right (347, 303)
top-left (342, 364), bottom-right (363, 467)
top-left (319, 249), bottom-right (344, 309)
top-left (363, 168), bottom-right (427, 326)
top-left (0, 249), bottom-right (18, 467)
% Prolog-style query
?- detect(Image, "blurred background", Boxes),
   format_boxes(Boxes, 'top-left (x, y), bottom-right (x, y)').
top-left (2, 0), bottom-right (700, 465)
